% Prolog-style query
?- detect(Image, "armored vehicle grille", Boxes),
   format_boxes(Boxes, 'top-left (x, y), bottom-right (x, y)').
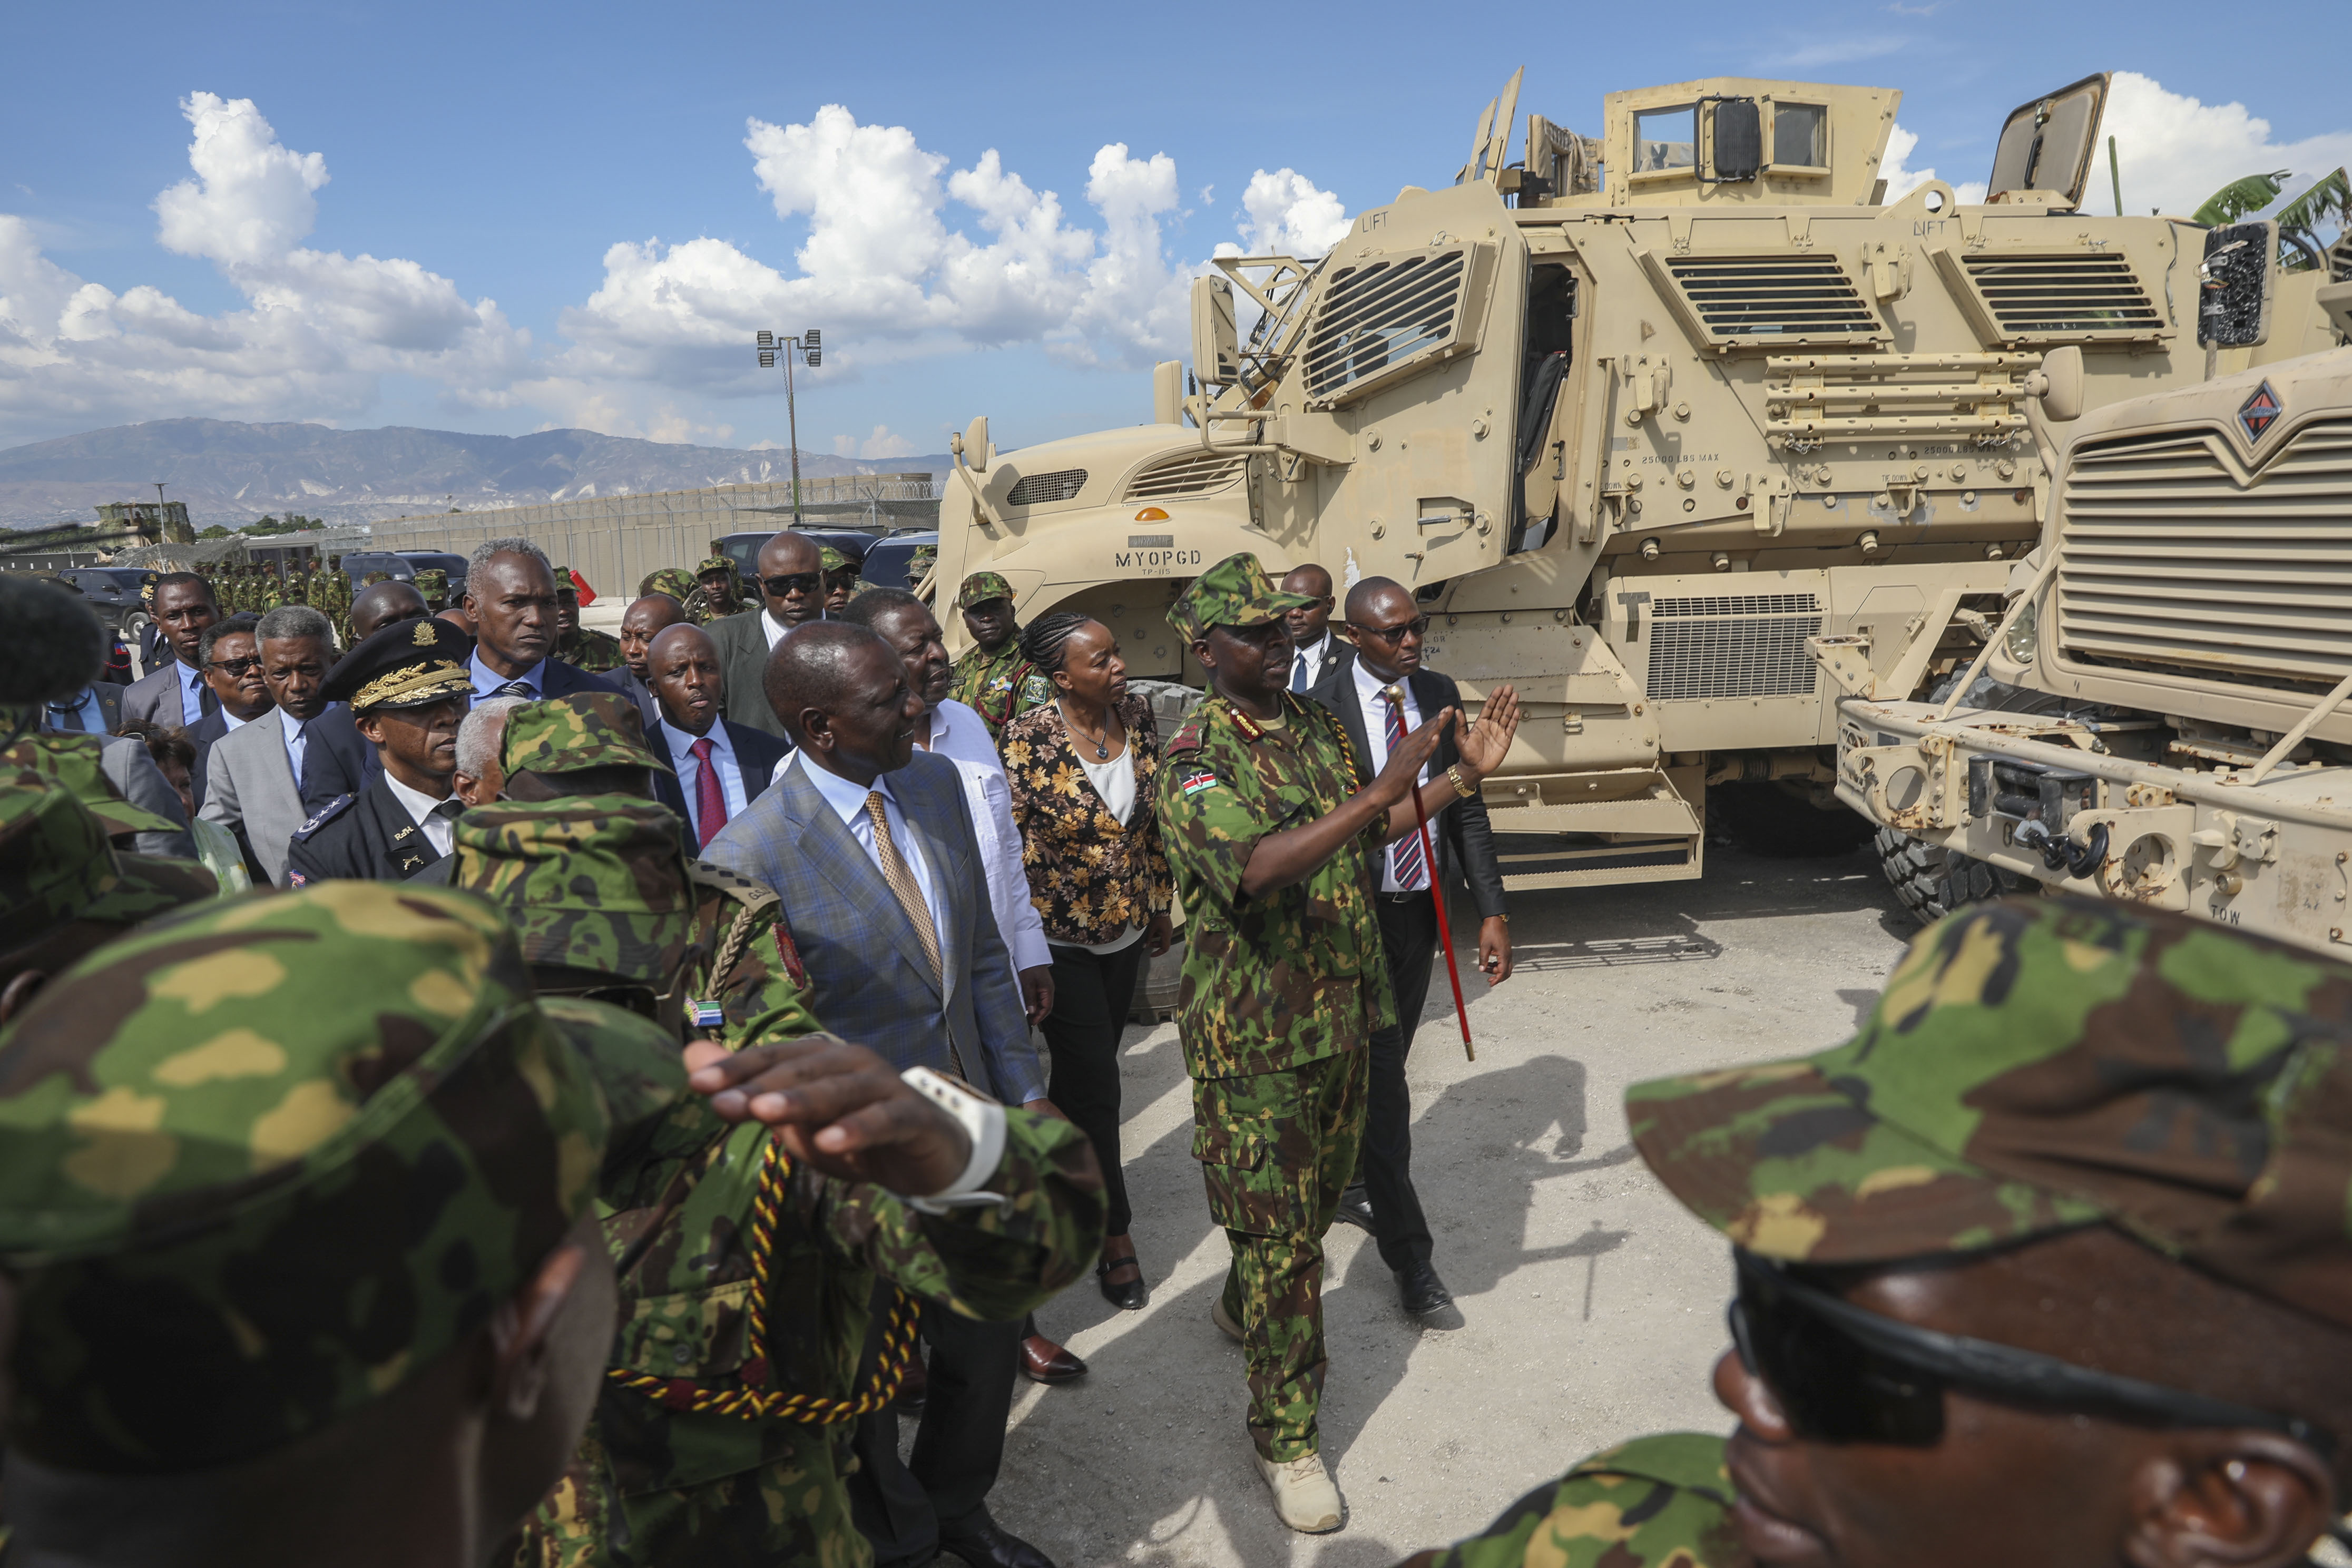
top-left (1005, 469), bottom-right (1088, 506)
top-left (1649, 593), bottom-right (1824, 701)
top-left (1124, 454), bottom-right (1247, 501)
top-left (1302, 250), bottom-right (1470, 404)
top-left (2055, 418), bottom-right (2352, 689)
top-left (1960, 253), bottom-right (2163, 340)
top-left (1661, 257), bottom-right (1879, 344)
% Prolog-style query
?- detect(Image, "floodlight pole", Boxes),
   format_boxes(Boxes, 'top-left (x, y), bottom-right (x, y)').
top-left (754, 330), bottom-right (824, 525)
top-left (785, 347), bottom-right (802, 524)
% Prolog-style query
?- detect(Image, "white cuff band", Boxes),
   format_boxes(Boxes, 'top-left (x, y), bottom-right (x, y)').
top-left (899, 1067), bottom-right (1008, 1213)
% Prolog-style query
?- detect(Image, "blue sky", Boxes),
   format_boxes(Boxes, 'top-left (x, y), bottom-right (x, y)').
top-left (4, 0), bottom-right (2347, 457)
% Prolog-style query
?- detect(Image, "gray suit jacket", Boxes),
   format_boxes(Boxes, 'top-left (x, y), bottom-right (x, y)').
top-left (99, 736), bottom-right (197, 860)
top-left (122, 660), bottom-right (213, 729)
top-left (199, 708), bottom-right (308, 887)
top-left (703, 751), bottom-right (1044, 1104)
top-left (705, 610), bottom-right (789, 739)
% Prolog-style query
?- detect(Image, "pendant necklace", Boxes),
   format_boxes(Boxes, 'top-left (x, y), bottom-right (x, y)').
top-left (1064, 701), bottom-right (1111, 760)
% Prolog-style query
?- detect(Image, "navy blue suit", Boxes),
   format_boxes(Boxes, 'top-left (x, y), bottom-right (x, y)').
top-left (649, 717), bottom-right (791, 841)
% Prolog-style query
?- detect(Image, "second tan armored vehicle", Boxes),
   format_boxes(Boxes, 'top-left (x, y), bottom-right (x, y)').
top-left (930, 71), bottom-right (2339, 890)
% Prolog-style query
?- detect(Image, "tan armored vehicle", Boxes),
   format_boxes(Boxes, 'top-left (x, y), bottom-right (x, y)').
top-left (932, 71), bottom-right (2337, 890)
top-left (1824, 271), bottom-right (2352, 955)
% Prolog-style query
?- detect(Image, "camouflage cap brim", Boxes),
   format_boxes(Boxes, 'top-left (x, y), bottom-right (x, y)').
top-left (957, 570), bottom-right (1015, 610)
top-left (79, 851), bottom-right (220, 928)
top-left (1165, 551), bottom-right (1317, 643)
top-left (4, 736), bottom-right (180, 836)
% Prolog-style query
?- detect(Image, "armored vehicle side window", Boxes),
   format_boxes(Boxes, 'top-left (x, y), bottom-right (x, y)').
top-left (1770, 103), bottom-right (1827, 170)
top-left (1633, 106), bottom-right (1696, 174)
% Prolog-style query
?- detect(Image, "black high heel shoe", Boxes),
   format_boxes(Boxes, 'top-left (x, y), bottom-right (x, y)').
top-left (1097, 1248), bottom-right (1150, 1311)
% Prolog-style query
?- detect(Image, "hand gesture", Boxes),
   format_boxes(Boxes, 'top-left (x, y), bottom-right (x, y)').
top-left (1453, 684), bottom-right (1521, 783)
top-left (1372, 707), bottom-right (1454, 806)
top-left (685, 1036), bottom-right (970, 1194)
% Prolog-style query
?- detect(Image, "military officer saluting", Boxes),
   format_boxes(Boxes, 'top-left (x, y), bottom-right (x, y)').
top-left (286, 616), bottom-right (474, 884)
top-left (1155, 552), bottom-right (1518, 1534)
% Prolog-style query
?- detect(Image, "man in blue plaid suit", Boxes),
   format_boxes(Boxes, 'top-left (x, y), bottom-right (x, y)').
top-left (702, 621), bottom-right (1063, 1568)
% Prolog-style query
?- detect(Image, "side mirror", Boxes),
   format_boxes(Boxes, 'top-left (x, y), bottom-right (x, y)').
top-left (1706, 98), bottom-right (1762, 183)
top-left (2025, 346), bottom-right (2084, 421)
top-left (1152, 360), bottom-right (1185, 426)
top-left (1191, 276), bottom-right (1239, 389)
top-left (959, 416), bottom-right (992, 471)
top-left (2198, 222), bottom-right (2276, 348)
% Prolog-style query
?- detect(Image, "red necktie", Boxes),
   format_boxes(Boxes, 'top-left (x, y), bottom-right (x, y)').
top-left (689, 738), bottom-right (728, 847)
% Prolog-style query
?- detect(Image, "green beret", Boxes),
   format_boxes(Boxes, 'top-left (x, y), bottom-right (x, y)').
top-left (0, 881), bottom-right (683, 1472)
top-left (0, 777), bottom-right (215, 950)
top-left (451, 799), bottom-right (696, 985)
top-left (957, 570), bottom-right (1015, 610)
top-left (501, 694), bottom-right (671, 778)
top-left (1166, 552), bottom-right (1315, 643)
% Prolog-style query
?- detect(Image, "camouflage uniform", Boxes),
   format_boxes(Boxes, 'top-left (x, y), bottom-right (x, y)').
top-left (554, 565), bottom-right (627, 673)
top-left (818, 546), bottom-right (864, 613)
top-left (4, 732), bottom-right (187, 844)
top-left (0, 880), bottom-right (682, 1481)
top-left (1, 773), bottom-right (215, 957)
top-left (1154, 553), bottom-right (1389, 1463)
top-left (458, 705), bottom-right (1109, 1568)
top-left (947, 571), bottom-right (1048, 740)
top-left (1422, 1434), bottom-right (1741, 1568)
top-left (905, 543), bottom-right (938, 589)
top-left (414, 565), bottom-right (452, 611)
top-left (680, 555), bottom-right (748, 625)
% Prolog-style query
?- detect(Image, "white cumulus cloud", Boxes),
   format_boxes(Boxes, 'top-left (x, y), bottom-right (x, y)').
top-left (832, 424), bottom-right (916, 459)
top-left (1232, 169), bottom-right (1352, 258)
top-left (1880, 123), bottom-right (1988, 207)
top-left (2094, 72), bottom-right (2352, 221)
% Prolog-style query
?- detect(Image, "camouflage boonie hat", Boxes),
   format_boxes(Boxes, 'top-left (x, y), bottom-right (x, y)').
top-left (501, 693), bottom-right (672, 778)
top-left (957, 570), bottom-right (1015, 610)
top-left (0, 777), bottom-right (215, 950)
top-left (641, 567), bottom-right (698, 602)
top-left (452, 799), bottom-right (695, 984)
top-left (1167, 551), bottom-right (1317, 643)
top-left (0, 881), bottom-right (683, 1472)
top-left (4, 734), bottom-right (181, 837)
top-left (1630, 897), bottom-right (2352, 1332)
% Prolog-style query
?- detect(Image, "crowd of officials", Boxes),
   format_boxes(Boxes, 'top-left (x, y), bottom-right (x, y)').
top-left (7, 532), bottom-right (2352, 1568)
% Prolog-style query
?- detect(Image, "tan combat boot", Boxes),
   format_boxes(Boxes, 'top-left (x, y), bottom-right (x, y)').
top-left (1255, 1448), bottom-right (1344, 1533)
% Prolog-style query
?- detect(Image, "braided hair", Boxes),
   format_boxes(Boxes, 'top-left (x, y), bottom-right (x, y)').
top-left (1019, 611), bottom-right (1095, 680)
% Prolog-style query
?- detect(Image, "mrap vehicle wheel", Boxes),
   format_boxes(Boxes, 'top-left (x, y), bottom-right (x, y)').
top-left (1874, 827), bottom-right (2033, 924)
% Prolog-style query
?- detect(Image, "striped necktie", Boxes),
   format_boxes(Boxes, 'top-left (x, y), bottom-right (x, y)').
top-left (1383, 687), bottom-right (1427, 890)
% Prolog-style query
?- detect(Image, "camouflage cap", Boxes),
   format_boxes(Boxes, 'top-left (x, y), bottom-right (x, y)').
top-left (819, 546), bottom-right (851, 573)
top-left (553, 566), bottom-right (580, 600)
top-left (4, 734), bottom-right (182, 837)
top-left (1166, 551), bottom-right (1317, 643)
top-left (1629, 897), bottom-right (2352, 1331)
top-left (694, 556), bottom-right (736, 578)
top-left (501, 693), bottom-right (672, 778)
top-left (0, 776), bottom-right (216, 951)
top-left (641, 567), bottom-right (698, 602)
top-left (0, 881), bottom-right (683, 1473)
top-left (450, 798), bottom-right (696, 984)
top-left (957, 569), bottom-right (1015, 610)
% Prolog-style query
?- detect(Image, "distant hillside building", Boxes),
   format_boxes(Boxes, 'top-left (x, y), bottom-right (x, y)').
top-left (95, 501), bottom-right (195, 544)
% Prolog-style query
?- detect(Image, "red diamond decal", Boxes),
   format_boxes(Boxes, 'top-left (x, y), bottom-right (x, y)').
top-left (2240, 381), bottom-right (2283, 441)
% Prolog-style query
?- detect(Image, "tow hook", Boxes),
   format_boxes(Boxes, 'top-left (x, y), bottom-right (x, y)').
top-left (2016, 819), bottom-right (2109, 880)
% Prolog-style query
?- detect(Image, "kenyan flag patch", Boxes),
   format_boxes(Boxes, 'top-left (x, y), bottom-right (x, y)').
top-left (1181, 770), bottom-right (1220, 797)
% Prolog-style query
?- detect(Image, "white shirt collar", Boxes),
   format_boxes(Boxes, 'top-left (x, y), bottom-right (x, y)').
top-left (221, 706), bottom-right (250, 731)
top-left (660, 714), bottom-right (734, 765)
top-left (469, 650), bottom-right (546, 695)
top-left (1352, 656), bottom-right (1408, 704)
top-left (761, 609), bottom-right (792, 649)
top-left (792, 748), bottom-right (898, 824)
top-left (916, 699), bottom-right (1002, 771)
top-left (380, 768), bottom-right (455, 828)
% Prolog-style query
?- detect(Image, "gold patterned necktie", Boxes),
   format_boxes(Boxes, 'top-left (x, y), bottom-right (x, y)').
top-left (866, 790), bottom-right (943, 984)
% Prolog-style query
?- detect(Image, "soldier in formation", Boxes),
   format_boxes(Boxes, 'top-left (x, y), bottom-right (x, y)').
top-left (552, 565), bottom-right (626, 673)
top-left (947, 571), bottom-right (1050, 740)
top-left (1153, 551), bottom-right (1519, 1533)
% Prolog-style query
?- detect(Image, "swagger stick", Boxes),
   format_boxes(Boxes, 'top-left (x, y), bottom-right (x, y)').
top-left (1388, 688), bottom-right (1474, 1062)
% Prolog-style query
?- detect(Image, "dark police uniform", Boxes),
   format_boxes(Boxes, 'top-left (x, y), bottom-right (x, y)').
top-left (286, 617), bottom-right (474, 886)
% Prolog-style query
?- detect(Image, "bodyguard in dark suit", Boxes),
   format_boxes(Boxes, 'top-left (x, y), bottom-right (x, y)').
top-left (703, 530), bottom-right (826, 739)
top-left (702, 622), bottom-right (1057, 1568)
top-left (120, 572), bottom-right (221, 729)
top-left (642, 622), bottom-right (790, 847)
top-left (286, 619), bottom-right (476, 886)
top-left (459, 538), bottom-right (620, 705)
top-left (1306, 575), bottom-right (1514, 1320)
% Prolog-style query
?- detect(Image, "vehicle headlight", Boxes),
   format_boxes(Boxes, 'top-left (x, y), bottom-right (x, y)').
top-left (2003, 595), bottom-right (2039, 663)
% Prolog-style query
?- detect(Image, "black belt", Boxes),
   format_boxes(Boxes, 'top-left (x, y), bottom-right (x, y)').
top-left (1376, 890), bottom-right (1433, 904)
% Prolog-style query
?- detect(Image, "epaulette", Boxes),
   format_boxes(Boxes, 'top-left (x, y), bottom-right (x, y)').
top-left (290, 792), bottom-right (356, 841)
top-left (688, 859), bottom-right (779, 914)
top-left (689, 859), bottom-right (803, 985)
top-left (1167, 712), bottom-right (1208, 755)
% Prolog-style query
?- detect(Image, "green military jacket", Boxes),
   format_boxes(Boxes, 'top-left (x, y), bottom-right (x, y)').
top-left (1423, 1434), bottom-right (1744, 1568)
top-left (1154, 691), bottom-right (1393, 1081)
top-left (560, 626), bottom-right (627, 673)
top-left (949, 640), bottom-right (1049, 738)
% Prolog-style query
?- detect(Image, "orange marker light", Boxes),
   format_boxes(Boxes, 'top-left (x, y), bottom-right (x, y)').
top-left (1134, 506), bottom-right (1169, 522)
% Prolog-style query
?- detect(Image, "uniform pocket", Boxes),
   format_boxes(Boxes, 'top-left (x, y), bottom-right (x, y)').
top-left (610, 1278), bottom-right (756, 1381)
top-left (1191, 1076), bottom-right (1302, 1237)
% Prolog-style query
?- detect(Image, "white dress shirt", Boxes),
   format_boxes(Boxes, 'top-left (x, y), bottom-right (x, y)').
top-left (659, 716), bottom-right (749, 840)
top-left (1288, 631), bottom-right (1337, 693)
top-left (917, 700), bottom-right (1053, 974)
top-left (1352, 659), bottom-right (1428, 894)
top-left (761, 609), bottom-right (791, 650)
top-left (790, 750), bottom-right (947, 950)
top-left (469, 651), bottom-right (548, 700)
top-left (381, 770), bottom-right (462, 858)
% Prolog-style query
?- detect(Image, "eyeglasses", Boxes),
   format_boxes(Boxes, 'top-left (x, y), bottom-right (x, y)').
top-left (762, 572), bottom-right (821, 596)
top-left (1728, 1249), bottom-right (2335, 1454)
top-left (208, 655), bottom-right (261, 677)
top-left (1350, 616), bottom-right (1430, 644)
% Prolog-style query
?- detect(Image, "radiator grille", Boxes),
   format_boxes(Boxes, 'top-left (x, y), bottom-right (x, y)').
top-left (1302, 250), bottom-right (1469, 404)
top-left (1650, 593), bottom-right (1824, 701)
top-left (1662, 256), bottom-right (1879, 343)
top-left (1005, 468), bottom-right (1087, 506)
top-left (1962, 252), bottom-right (2163, 340)
top-left (2055, 418), bottom-right (2352, 689)
top-left (1124, 453), bottom-right (1247, 501)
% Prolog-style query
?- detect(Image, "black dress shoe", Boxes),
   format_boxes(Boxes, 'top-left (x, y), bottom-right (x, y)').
top-left (1332, 1183), bottom-right (1375, 1233)
top-left (1020, 1332), bottom-right (1087, 1384)
top-left (1397, 1260), bottom-right (1454, 1317)
top-left (1097, 1251), bottom-right (1150, 1310)
top-left (939, 1510), bottom-right (1057, 1568)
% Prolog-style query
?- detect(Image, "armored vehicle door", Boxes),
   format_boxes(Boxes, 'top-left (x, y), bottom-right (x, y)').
top-left (1986, 74), bottom-right (2110, 207)
top-left (1289, 182), bottom-right (1529, 589)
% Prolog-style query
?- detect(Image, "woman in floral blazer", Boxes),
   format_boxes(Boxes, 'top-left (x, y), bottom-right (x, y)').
top-left (1000, 611), bottom-right (1174, 1310)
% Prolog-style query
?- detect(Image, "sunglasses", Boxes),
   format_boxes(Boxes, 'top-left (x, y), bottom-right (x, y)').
top-left (1350, 615), bottom-right (1431, 644)
top-left (1728, 1248), bottom-right (2336, 1454)
top-left (762, 572), bottom-right (821, 596)
top-left (208, 655), bottom-right (262, 677)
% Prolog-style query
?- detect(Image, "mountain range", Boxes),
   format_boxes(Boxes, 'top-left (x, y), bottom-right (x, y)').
top-left (0, 419), bottom-right (952, 530)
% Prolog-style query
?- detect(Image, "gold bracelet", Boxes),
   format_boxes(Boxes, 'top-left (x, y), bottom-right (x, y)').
top-left (1446, 765), bottom-right (1477, 800)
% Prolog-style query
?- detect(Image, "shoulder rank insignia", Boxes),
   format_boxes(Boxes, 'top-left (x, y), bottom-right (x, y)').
top-left (293, 793), bottom-right (355, 838)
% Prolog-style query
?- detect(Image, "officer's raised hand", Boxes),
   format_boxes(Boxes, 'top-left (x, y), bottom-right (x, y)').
top-left (686, 1035), bottom-right (972, 1194)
